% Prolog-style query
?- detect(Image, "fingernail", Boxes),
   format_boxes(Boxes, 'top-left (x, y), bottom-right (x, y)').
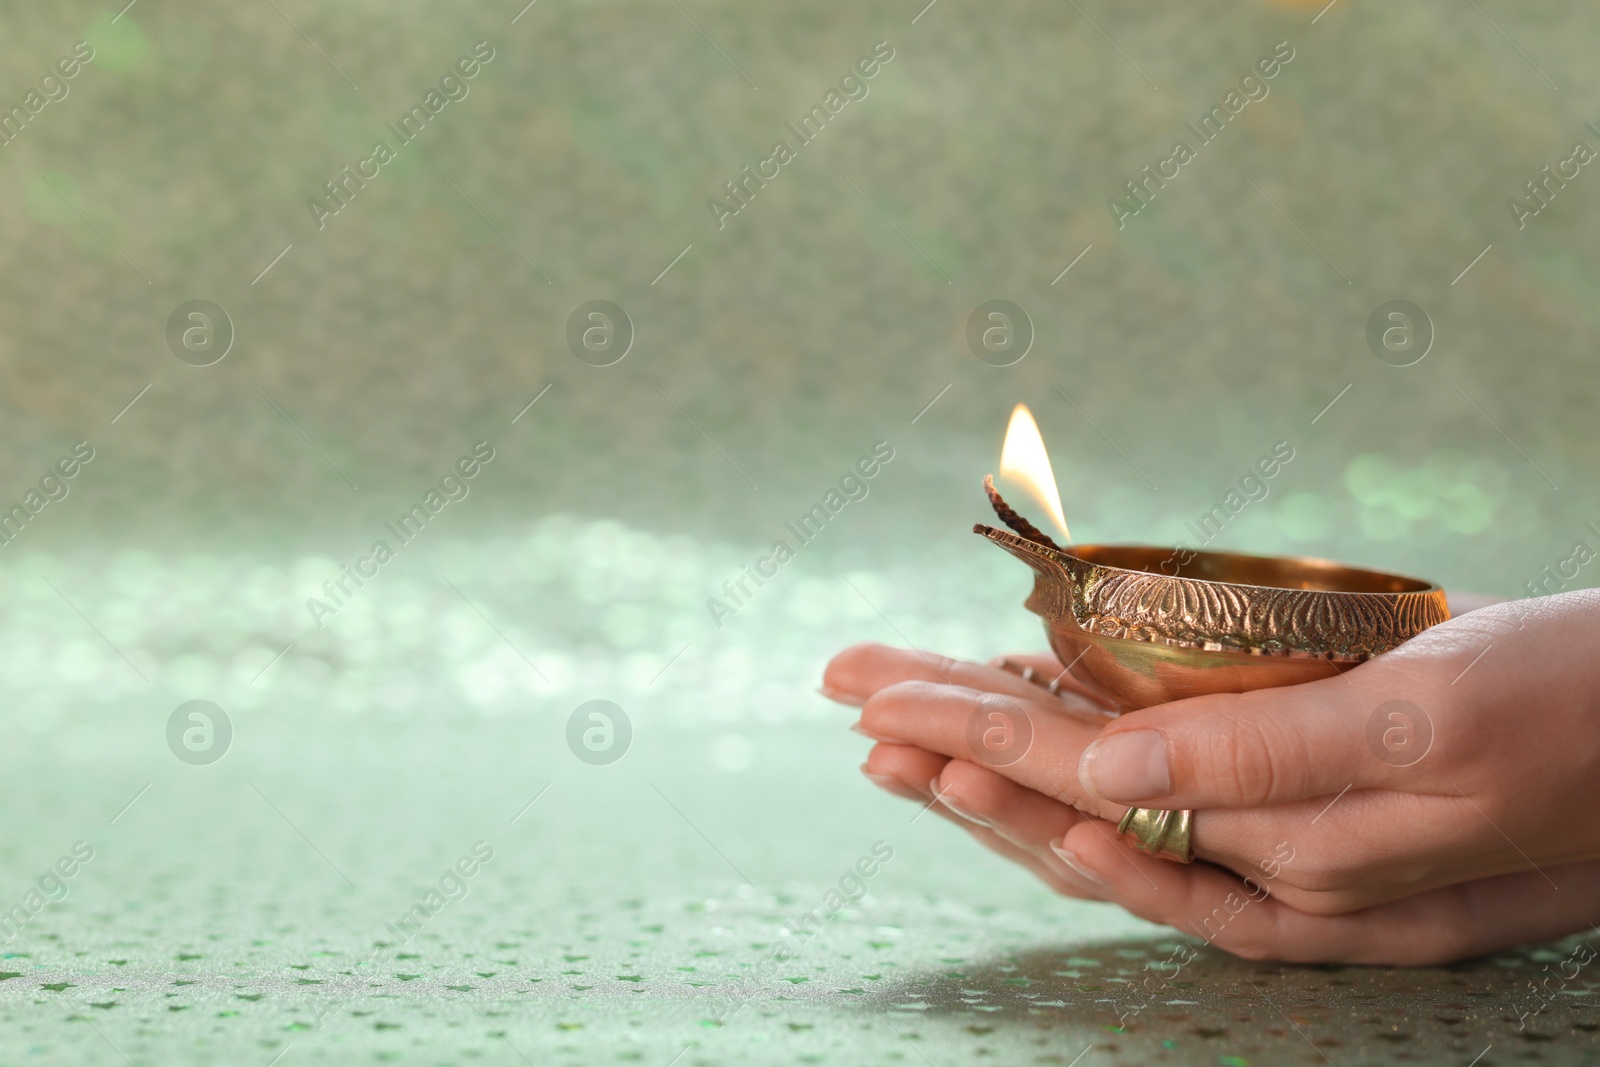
top-left (860, 765), bottom-right (900, 788)
top-left (934, 788), bottom-right (992, 828)
top-left (850, 722), bottom-right (899, 742)
top-left (990, 826), bottom-right (1028, 848)
top-left (861, 765), bottom-right (924, 801)
top-left (1049, 841), bottom-right (1107, 885)
top-left (1079, 730), bottom-right (1170, 801)
top-left (818, 685), bottom-right (865, 708)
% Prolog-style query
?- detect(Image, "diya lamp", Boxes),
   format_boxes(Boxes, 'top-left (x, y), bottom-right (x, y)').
top-left (975, 405), bottom-right (1450, 862)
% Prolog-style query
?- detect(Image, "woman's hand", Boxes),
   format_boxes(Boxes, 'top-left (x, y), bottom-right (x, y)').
top-left (859, 733), bottom-right (1600, 964)
top-left (822, 589), bottom-right (1600, 963)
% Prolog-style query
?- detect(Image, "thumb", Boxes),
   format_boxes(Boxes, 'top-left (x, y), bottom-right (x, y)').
top-left (1075, 669), bottom-right (1406, 809)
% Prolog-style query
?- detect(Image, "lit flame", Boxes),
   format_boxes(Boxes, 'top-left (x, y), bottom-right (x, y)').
top-left (999, 403), bottom-right (1071, 542)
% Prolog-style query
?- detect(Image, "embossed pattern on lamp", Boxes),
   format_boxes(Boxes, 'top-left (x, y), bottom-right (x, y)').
top-left (975, 410), bottom-right (1450, 714)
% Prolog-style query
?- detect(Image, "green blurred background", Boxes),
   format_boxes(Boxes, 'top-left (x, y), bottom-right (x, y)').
top-left (1, 1), bottom-right (1597, 1063)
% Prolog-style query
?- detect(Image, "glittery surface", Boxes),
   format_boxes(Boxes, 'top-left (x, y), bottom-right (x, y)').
top-left (4, 531), bottom-right (1598, 1064)
top-left (3, 0), bottom-right (1598, 1062)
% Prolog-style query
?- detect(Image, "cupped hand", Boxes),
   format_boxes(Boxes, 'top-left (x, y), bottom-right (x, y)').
top-left (822, 589), bottom-right (1600, 963)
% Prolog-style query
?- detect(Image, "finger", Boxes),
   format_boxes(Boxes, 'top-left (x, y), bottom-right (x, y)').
top-left (858, 762), bottom-right (927, 803)
top-left (1409, 861), bottom-right (1600, 963)
top-left (855, 739), bottom-right (1455, 916)
top-left (861, 742), bottom-right (949, 802)
top-left (1219, 788), bottom-right (1578, 914)
top-left (1060, 821), bottom-right (1600, 965)
top-left (858, 681), bottom-right (1115, 816)
top-left (861, 744), bottom-right (1101, 899)
top-left (856, 680), bottom-right (1329, 879)
top-left (932, 758), bottom-right (1105, 896)
top-left (933, 757), bottom-right (1086, 847)
top-left (1056, 817), bottom-right (1319, 958)
top-left (960, 824), bottom-right (1104, 900)
top-left (1073, 657), bottom-right (1414, 809)
top-left (1055, 819), bottom-right (1430, 964)
top-left (824, 643), bottom-right (1114, 721)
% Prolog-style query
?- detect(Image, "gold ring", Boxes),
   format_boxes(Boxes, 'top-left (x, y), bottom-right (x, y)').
top-left (1116, 807), bottom-right (1194, 864)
